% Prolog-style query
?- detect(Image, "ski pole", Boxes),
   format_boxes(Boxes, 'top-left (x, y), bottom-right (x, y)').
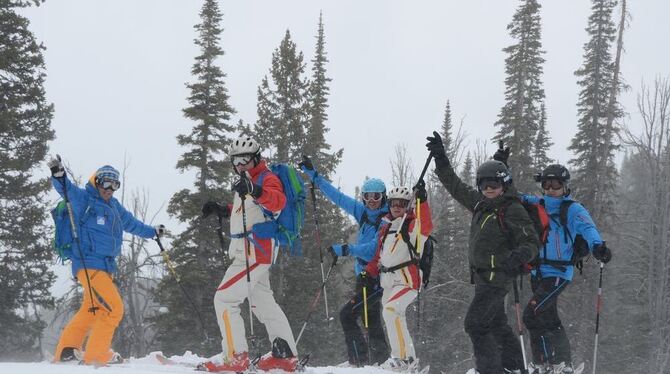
top-left (154, 236), bottom-right (209, 341)
top-left (592, 261), bottom-right (605, 374)
top-left (512, 276), bottom-right (528, 373)
top-left (362, 271), bottom-right (370, 363)
top-left (56, 155), bottom-right (99, 315)
top-left (295, 255), bottom-right (338, 345)
top-left (310, 181), bottom-right (330, 320)
top-left (239, 182), bottom-right (255, 341)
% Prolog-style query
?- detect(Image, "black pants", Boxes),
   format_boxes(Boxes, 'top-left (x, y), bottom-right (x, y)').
top-left (339, 275), bottom-right (389, 366)
top-left (522, 276), bottom-right (571, 365)
top-left (465, 284), bottom-right (523, 374)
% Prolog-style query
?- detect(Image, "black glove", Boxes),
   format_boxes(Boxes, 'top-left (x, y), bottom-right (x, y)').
top-left (233, 178), bottom-right (262, 199)
top-left (48, 157), bottom-right (65, 178)
top-left (359, 271), bottom-right (379, 291)
top-left (202, 201), bottom-right (230, 218)
top-left (493, 145), bottom-right (511, 167)
top-left (592, 243), bottom-right (612, 264)
top-left (499, 251), bottom-right (526, 276)
top-left (155, 224), bottom-right (167, 237)
top-left (413, 180), bottom-right (427, 203)
top-left (298, 155), bottom-right (318, 180)
top-left (329, 244), bottom-right (349, 257)
top-left (426, 131), bottom-right (448, 161)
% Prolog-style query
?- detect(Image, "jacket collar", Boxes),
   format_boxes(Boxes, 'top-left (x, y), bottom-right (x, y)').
top-left (245, 159), bottom-right (270, 179)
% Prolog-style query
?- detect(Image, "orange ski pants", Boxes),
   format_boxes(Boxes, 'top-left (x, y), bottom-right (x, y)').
top-left (54, 269), bottom-right (124, 365)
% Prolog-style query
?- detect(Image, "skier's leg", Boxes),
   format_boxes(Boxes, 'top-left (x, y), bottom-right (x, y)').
top-left (213, 260), bottom-right (263, 359)
top-left (464, 284), bottom-right (505, 374)
top-left (250, 266), bottom-right (297, 357)
top-left (366, 279), bottom-right (389, 365)
top-left (340, 277), bottom-right (367, 365)
top-left (382, 283), bottom-right (417, 360)
top-left (524, 275), bottom-right (551, 364)
top-left (54, 270), bottom-right (96, 361)
top-left (491, 296), bottom-right (523, 371)
top-left (82, 270), bottom-right (124, 365)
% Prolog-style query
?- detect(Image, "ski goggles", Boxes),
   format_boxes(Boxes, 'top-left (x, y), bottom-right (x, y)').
top-left (478, 178), bottom-right (503, 191)
top-left (389, 199), bottom-right (409, 208)
top-left (362, 192), bottom-right (383, 202)
top-left (98, 178), bottom-right (120, 191)
top-left (231, 154), bottom-right (254, 167)
top-left (541, 179), bottom-right (564, 191)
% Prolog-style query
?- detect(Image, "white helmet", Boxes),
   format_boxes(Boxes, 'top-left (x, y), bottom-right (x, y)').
top-left (229, 136), bottom-right (260, 156)
top-left (387, 186), bottom-right (412, 201)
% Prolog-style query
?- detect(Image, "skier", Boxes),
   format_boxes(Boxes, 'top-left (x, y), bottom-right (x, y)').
top-left (48, 159), bottom-right (165, 366)
top-left (365, 184), bottom-right (433, 372)
top-left (199, 137), bottom-right (298, 372)
top-left (426, 132), bottom-right (540, 374)
top-left (299, 155), bottom-right (390, 366)
top-left (493, 150), bottom-right (611, 374)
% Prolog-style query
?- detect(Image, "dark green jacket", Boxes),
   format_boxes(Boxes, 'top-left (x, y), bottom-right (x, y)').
top-left (434, 157), bottom-right (539, 289)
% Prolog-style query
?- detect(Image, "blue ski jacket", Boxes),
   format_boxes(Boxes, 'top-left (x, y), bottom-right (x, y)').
top-left (309, 174), bottom-right (388, 275)
top-left (521, 194), bottom-right (603, 281)
top-left (52, 175), bottom-right (156, 276)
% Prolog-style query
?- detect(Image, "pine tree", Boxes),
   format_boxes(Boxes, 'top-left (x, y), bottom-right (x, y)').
top-left (532, 102), bottom-right (553, 173)
top-left (152, 0), bottom-right (236, 355)
top-left (430, 100), bottom-right (457, 252)
top-left (493, 0), bottom-right (546, 193)
top-left (254, 30), bottom-right (310, 163)
top-left (0, 0), bottom-right (55, 360)
top-left (569, 0), bottom-right (621, 228)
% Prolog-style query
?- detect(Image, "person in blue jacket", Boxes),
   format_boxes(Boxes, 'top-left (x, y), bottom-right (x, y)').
top-left (48, 158), bottom-right (165, 365)
top-left (494, 151), bottom-right (612, 374)
top-left (299, 155), bottom-right (390, 367)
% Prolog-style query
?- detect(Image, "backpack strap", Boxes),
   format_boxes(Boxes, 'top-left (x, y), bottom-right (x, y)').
top-left (380, 219), bottom-right (420, 273)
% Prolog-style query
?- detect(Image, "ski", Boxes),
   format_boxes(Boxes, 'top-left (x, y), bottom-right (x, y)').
top-left (155, 352), bottom-right (310, 373)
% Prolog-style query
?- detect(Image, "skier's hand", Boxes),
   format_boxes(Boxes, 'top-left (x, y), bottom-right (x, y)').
top-left (330, 244), bottom-right (349, 257)
top-left (202, 201), bottom-right (230, 218)
top-left (493, 144), bottom-right (511, 167)
top-left (413, 180), bottom-right (428, 203)
top-left (155, 224), bottom-right (167, 237)
top-left (298, 155), bottom-right (318, 180)
top-left (499, 251), bottom-right (526, 276)
top-left (48, 157), bottom-right (65, 178)
top-left (426, 131), bottom-right (448, 162)
top-left (233, 178), bottom-right (262, 199)
top-left (593, 243), bottom-right (612, 264)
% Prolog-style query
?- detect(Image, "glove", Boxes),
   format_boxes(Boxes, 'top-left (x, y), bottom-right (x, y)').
top-left (592, 243), bottom-right (612, 264)
top-left (493, 145), bottom-right (511, 167)
top-left (233, 178), bottom-right (262, 199)
top-left (155, 224), bottom-right (166, 237)
top-left (202, 201), bottom-right (230, 218)
top-left (413, 180), bottom-right (427, 203)
top-left (298, 155), bottom-right (318, 180)
top-left (330, 244), bottom-right (349, 257)
top-left (359, 271), bottom-right (380, 291)
top-left (499, 251), bottom-right (526, 276)
top-left (48, 157), bottom-right (65, 178)
top-left (426, 131), bottom-right (448, 162)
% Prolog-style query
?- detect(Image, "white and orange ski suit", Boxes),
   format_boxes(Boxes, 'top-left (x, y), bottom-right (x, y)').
top-left (213, 160), bottom-right (297, 360)
top-left (366, 201), bottom-right (432, 361)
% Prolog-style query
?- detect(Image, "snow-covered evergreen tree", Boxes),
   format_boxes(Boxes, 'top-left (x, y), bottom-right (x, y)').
top-left (0, 0), bottom-right (55, 360)
top-left (152, 0), bottom-right (236, 355)
top-left (493, 0), bottom-right (546, 192)
top-left (532, 102), bottom-right (553, 173)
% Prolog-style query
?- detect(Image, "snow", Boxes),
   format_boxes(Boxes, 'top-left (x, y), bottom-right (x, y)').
top-left (0, 352), bottom-right (408, 374)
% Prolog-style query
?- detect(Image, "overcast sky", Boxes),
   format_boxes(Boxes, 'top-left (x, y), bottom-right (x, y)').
top-left (19, 1), bottom-right (669, 288)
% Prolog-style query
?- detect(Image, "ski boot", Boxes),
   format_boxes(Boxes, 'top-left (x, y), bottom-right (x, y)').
top-left (528, 362), bottom-right (549, 374)
top-left (550, 362), bottom-right (581, 374)
top-left (196, 352), bottom-right (249, 372)
top-left (107, 351), bottom-right (125, 364)
top-left (380, 356), bottom-right (419, 372)
top-left (58, 347), bottom-right (83, 362)
top-left (255, 338), bottom-right (302, 372)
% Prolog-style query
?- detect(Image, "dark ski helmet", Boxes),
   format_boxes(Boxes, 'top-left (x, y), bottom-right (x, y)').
top-left (476, 160), bottom-right (512, 191)
top-left (534, 164), bottom-right (570, 183)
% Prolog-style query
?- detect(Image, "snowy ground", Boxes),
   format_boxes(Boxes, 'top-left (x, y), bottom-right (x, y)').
top-left (0, 352), bottom-right (411, 374)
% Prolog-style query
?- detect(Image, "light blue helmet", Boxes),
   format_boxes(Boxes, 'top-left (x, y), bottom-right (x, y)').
top-left (362, 178), bottom-right (386, 193)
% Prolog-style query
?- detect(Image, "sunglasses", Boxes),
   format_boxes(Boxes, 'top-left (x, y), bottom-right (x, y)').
top-left (389, 199), bottom-right (409, 208)
top-left (362, 192), bottom-right (383, 202)
top-left (541, 179), bottom-right (564, 191)
top-left (232, 154), bottom-right (254, 167)
top-left (478, 179), bottom-right (503, 191)
top-left (99, 178), bottom-right (120, 191)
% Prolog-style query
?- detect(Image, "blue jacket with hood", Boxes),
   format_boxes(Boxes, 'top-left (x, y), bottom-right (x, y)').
top-left (521, 194), bottom-right (602, 281)
top-left (308, 173), bottom-right (388, 275)
top-left (52, 175), bottom-right (156, 276)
